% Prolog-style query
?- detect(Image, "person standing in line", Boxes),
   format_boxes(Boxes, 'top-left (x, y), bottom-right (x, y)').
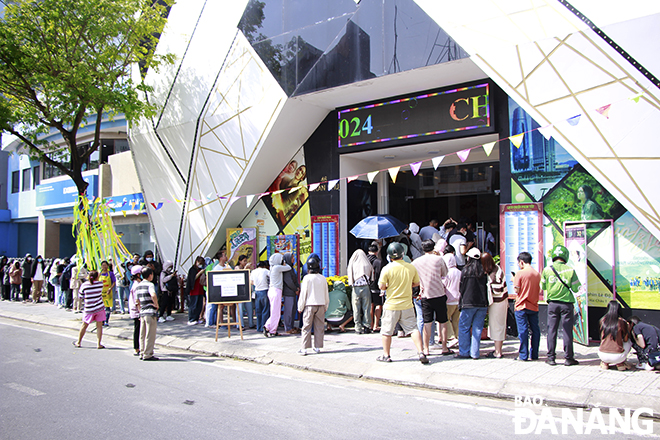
top-left (9, 260), bottom-right (22, 301)
top-left (448, 224), bottom-right (468, 270)
top-left (412, 239), bottom-right (451, 356)
top-left (158, 260), bottom-right (177, 323)
top-left (263, 253), bottom-right (292, 337)
top-left (419, 219), bottom-right (439, 242)
top-left (71, 263), bottom-right (88, 313)
top-left (1, 256), bottom-right (10, 301)
top-left (209, 251), bottom-right (231, 328)
top-left (251, 260), bottom-right (270, 332)
top-left (99, 260), bottom-right (115, 326)
top-left (30, 255), bottom-right (45, 303)
top-left (186, 256), bottom-right (206, 326)
top-left (366, 245), bottom-right (383, 332)
top-left (20, 254), bottom-right (33, 302)
top-left (235, 255), bottom-right (255, 329)
top-left (73, 270), bottom-right (105, 349)
top-left (376, 242), bottom-right (427, 364)
top-left (511, 252), bottom-right (540, 361)
top-left (408, 223), bottom-right (424, 260)
top-left (128, 265), bottom-right (143, 356)
top-left (347, 248), bottom-right (373, 334)
top-left (542, 245), bottom-right (581, 366)
top-left (49, 259), bottom-right (62, 306)
top-left (281, 253), bottom-right (300, 334)
top-left (441, 253), bottom-right (461, 347)
top-left (456, 248), bottom-right (489, 360)
top-left (297, 258), bottom-right (329, 355)
top-left (136, 266), bottom-right (159, 361)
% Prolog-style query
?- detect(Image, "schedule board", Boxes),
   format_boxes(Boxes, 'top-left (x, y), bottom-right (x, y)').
top-left (499, 203), bottom-right (544, 300)
top-left (311, 215), bottom-right (339, 277)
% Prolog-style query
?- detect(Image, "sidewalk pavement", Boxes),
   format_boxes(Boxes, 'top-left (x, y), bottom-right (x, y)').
top-left (2, 300), bottom-right (660, 416)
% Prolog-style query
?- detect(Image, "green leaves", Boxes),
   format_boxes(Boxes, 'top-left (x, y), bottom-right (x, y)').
top-left (0, 0), bottom-right (174, 192)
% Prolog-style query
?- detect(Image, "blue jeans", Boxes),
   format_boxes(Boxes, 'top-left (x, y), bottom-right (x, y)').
top-left (414, 297), bottom-right (435, 344)
top-left (188, 295), bottom-right (203, 323)
top-left (255, 290), bottom-right (270, 332)
top-left (206, 303), bottom-right (217, 326)
top-left (117, 285), bottom-right (129, 313)
top-left (239, 300), bottom-right (254, 328)
top-left (515, 309), bottom-right (540, 360)
top-left (458, 307), bottom-right (488, 359)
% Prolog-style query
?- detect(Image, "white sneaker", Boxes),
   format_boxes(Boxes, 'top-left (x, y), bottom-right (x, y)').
top-left (187, 321), bottom-right (197, 326)
top-left (313, 348), bottom-right (321, 354)
top-left (645, 363), bottom-right (655, 371)
top-left (197, 320), bottom-right (205, 325)
top-left (165, 316), bottom-right (174, 321)
top-left (298, 349), bottom-right (307, 356)
top-left (158, 317), bottom-right (166, 323)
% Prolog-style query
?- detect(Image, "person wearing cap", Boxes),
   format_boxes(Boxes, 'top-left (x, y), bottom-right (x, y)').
top-left (456, 247), bottom-right (489, 359)
top-left (541, 244), bottom-right (581, 366)
top-left (376, 242), bottom-right (427, 364)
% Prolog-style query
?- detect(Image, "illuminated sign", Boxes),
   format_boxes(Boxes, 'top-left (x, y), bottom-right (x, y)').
top-left (338, 82), bottom-right (492, 151)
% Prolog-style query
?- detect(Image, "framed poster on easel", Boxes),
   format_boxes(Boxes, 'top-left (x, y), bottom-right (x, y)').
top-left (206, 269), bottom-right (251, 341)
top-left (499, 203), bottom-right (544, 300)
top-left (564, 220), bottom-right (615, 346)
top-left (311, 215), bottom-right (339, 277)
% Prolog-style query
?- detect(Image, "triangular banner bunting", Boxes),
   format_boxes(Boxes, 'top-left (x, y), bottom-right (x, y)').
top-left (432, 156), bottom-right (445, 170)
top-left (367, 171), bottom-right (378, 184)
top-left (245, 195), bottom-right (254, 207)
top-left (482, 142), bottom-right (495, 157)
top-left (347, 175), bottom-right (359, 183)
top-left (272, 189), bottom-right (284, 195)
top-left (410, 162), bottom-right (422, 176)
top-left (140, 203), bottom-right (145, 210)
top-left (629, 93), bottom-right (643, 103)
top-left (228, 196), bottom-right (239, 207)
top-left (256, 192), bottom-right (267, 200)
top-left (596, 104), bottom-right (611, 119)
top-left (509, 133), bottom-right (524, 148)
top-left (308, 183), bottom-right (320, 191)
top-left (566, 114), bottom-right (581, 126)
top-left (456, 149), bottom-right (470, 163)
top-left (388, 166), bottom-right (400, 183)
top-left (122, 210), bottom-right (127, 217)
top-left (327, 179), bottom-right (339, 190)
top-left (538, 124), bottom-right (554, 140)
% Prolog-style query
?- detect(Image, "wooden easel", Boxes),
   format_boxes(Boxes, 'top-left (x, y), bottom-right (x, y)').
top-left (214, 302), bottom-right (244, 341)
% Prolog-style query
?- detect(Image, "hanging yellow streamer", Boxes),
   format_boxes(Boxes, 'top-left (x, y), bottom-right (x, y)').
top-left (73, 195), bottom-right (132, 278)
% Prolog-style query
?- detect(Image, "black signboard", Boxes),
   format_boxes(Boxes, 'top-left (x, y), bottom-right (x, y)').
top-left (206, 270), bottom-right (251, 304)
top-left (338, 81), bottom-right (493, 152)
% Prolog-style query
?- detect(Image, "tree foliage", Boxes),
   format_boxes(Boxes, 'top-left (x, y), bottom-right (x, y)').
top-left (0, 0), bottom-right (174, 193)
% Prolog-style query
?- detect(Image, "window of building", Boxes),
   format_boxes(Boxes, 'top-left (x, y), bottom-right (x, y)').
top-left (22, 168), bottom-right (30, 191)
top-left (42, 138), bottom-right (127, 179)
top-left (32, 166), bottom-right (40, 189)
top-left (11, 171), bottom-right (19, 193)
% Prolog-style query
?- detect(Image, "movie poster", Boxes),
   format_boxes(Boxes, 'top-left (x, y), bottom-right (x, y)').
top-left (565, 224), bottom-right (589, 346)
top-left (266, 234), bottom-right (300, 278)
top-left (226, 227), bottom-right (257, 269)
top-left (263, 149), bottom-right (309, 230)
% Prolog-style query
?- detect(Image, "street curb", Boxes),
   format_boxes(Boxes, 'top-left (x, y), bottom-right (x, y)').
top-left (3, 310), bottom-right (660, 418)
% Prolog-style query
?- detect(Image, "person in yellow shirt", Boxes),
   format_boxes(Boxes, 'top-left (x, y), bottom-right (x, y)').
top-left (377, 242), bottom-right (427, 364)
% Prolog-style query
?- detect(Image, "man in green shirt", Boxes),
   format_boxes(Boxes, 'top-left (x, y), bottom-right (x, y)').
top-left (541, 245), bottom-right (582, 366)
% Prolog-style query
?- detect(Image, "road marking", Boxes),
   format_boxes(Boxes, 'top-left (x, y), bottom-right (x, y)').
top-left (5, 382), bottom-right (45, 396)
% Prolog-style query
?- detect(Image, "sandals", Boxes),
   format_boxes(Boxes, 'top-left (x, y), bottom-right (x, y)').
top-left (376, 354), bottom-right (392, 363)
top-left (441, 349), bottom-right (455, 356)
top-left (419, 352), bottom-right (429, 364)
top-left (616, 362), bottom-right (633, 371)
top-left (72, 341), bottom-right (81, 348)
top-left (97, 345), bottom-right (106, 349)
top-left (600, 361), bottom-right (609, 370)
top-left (485, 351), bottom-right (502, 359)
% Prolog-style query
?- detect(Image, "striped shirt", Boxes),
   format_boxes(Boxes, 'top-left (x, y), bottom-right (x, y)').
top-left (80, 281), bottom-right (104, 314)
top-left (136, 279), bottom-right (158, 317)
top-left (412, 253), bottom-right (448, 299)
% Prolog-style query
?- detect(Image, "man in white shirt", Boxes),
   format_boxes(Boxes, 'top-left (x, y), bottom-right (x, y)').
top-left (448, 224), bottom-right (468, 270)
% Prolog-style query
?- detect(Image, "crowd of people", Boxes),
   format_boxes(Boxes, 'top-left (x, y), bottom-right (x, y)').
top-left (1, 216), bottom-right (658, 370)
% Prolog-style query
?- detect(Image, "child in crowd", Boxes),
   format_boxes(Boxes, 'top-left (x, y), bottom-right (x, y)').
top-left (128, 265), bottom-right (143, 357)
top-left (297, 258), bottom-right (329, 355)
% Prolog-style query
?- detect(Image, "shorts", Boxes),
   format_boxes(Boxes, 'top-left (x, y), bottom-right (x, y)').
top-left (421, 296), bottom-right (448, 324)
top-left (82, 309), bottom-right (106, 324)
top-left (371, 291), bottom-right (383, 306)
top-left (380, 308), bottom-right (417, 336)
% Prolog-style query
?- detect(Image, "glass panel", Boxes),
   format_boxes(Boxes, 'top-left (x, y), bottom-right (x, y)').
top-left (22, 168), bottom-right (30, 191)
top-left (12, 171), bottom-right (19, 193)
top-left (89, 149), bottom-right (100, 170)
top-left (32, 166), bottom-right (40, 189)
top-left (114, 222), bottom-right (155, 256)
top-left (115, 139), bottom-right (130, 153)
top-left (101, 139), bottom-right (114, 164)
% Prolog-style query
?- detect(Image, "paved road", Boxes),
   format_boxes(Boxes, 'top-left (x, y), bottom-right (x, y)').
top-left (0, 319), bottom-right (656, 439)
